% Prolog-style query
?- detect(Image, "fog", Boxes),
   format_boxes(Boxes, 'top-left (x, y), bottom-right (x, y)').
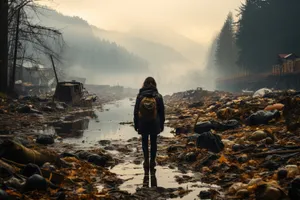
top-left (38, 0), bottom-right (241, 94)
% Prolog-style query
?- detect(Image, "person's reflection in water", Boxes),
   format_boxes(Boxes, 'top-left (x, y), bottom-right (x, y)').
top-left (150, 168), bottom-right (157, 187)
top-left (143, 167), bottom-right (157, 188)
top-left (143, 167), bottom-right (149, 188)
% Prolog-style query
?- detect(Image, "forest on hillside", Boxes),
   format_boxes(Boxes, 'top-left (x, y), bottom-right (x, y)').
top-left (35, 8), bottom-right (149, 74)
top-left (209, 0), bottom-right (300, 78)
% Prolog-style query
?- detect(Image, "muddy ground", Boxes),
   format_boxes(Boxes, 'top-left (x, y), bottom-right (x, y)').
top-left (0, 89), bottom-right (300, 200)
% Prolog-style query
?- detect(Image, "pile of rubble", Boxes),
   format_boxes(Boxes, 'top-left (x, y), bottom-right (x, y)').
top-left (0, 94), bottom-right (129, 200)
top-left (2, 87), bottom-right (300, 200)
top-left (0, 136), bottom-right (127, 199)
top-left (164, 88), bottom-right (300, 200)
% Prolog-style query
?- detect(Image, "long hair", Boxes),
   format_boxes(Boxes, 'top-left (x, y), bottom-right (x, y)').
top-left (143, 77), bottom-right (157, 89)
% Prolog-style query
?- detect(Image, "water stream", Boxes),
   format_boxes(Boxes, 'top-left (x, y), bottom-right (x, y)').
top-left (44, 98), bottom-right (218, 199)
top-left (62, 98), bottom-right (173, 146)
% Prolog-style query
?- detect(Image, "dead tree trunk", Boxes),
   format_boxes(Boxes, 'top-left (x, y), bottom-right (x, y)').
top-left (9, 7), bottom-right (21, 92)
top-left (0, 0), bottom-right (8, 93)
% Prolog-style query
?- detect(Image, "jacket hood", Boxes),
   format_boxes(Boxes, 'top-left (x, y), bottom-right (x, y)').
top-left (139, 87), bottom-right (158, 97)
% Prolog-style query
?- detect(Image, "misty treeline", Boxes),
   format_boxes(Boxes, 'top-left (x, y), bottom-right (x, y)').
top-left (38, 8), bottom-right (148, 74)
top-left (0, 2), bottom-right (149, 93)
top-left (0, 0), bottom-right (63, 93)
top-left (211, 0), bottom-right (300, 79)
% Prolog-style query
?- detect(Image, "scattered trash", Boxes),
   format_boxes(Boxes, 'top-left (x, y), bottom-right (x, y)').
top-left (0, 140), bottom-right (61, 166)
top-left (194, 121), bottom-right (215, 134)
top-left (1, 86), bottom-right (300, 199)
top-left (196, 131), bottom-right (224, 153)
top-left (164, 88), bottom-right (300, 198)
top-left (253, 88), bottom-right (272, 98)
top-left (246, 110), bottom-right (280, 125)
top-left (264, 103), bottom-right (284, 111)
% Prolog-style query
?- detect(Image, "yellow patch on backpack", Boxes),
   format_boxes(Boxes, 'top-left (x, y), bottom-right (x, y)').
top-left (139, 97), bottom-right (157, 120)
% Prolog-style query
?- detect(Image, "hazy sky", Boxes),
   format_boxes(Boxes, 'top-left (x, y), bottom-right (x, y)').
top-left (41, 0), bottom-right (242, 45)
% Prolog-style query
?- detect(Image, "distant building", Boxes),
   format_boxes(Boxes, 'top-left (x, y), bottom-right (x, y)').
top-left (15, 62), bottom-right (55, 86)
top-left (273, 53), bottom-right (300, 75)
top-left (14, 62), bottom-right (56, 95)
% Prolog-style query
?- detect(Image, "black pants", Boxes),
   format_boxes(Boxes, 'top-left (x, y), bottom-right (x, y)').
top-left (142, 133), bottom-right (157, 161)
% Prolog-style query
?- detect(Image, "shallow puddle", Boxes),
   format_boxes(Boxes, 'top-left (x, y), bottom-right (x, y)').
top-left (111, 162), bottom-right (220, 200)
top-left (61, 98), bottom-right (174, 147)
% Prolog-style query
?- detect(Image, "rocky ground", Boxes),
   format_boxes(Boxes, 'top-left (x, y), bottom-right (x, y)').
top-left (0, 88), bottom-right (300, 200)
top-left (162, 88), bottom-right (300, 200)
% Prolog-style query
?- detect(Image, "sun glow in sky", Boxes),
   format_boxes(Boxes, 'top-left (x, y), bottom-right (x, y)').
top-left (41, 0), bottom-right (242, 45)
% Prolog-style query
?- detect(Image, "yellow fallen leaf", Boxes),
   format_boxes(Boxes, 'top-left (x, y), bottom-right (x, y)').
top-left (218, 154), bottom-right (228, 163)
top-left (76, 187), bottom-right (85, 194)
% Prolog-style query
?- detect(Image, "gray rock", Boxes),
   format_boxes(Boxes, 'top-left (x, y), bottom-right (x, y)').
top-left (76, 151), bottom-right (93, 160)
top-left (99, 140), bottom-right (111, 146)
top-left (185, 152), bottom-right (197, 162)
top-left (249, 130), bottom-right (268, 141)
top-left (23, 174), bottom-right (48, 192)
top-left (87, 154), bottom-right (108, 167)
top-left (199, 190), bottom-right (212, 199)
top-left (36, 135), bottom-right (54, 145)
top-left (22, 163), bottom-right (42, 177)
top-left (277, 169), bottom-right (288, 180)
top-left (237, 154), bottom-right (248, 163)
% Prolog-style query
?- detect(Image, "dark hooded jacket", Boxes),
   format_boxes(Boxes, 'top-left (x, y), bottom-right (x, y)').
top-left (134, 87), bottom-right (165, 134)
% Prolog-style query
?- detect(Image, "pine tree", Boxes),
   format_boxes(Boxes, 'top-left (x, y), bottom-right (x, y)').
top-left (205, 34), bottom-right (219, 76)
top-left (215, 12), bottom-right (238, 78)
top-left (236, 0), bottom-right (300, 73)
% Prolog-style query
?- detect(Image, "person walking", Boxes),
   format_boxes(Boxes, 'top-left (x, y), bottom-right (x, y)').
top-left (134, 77), bottom-right (165, 169)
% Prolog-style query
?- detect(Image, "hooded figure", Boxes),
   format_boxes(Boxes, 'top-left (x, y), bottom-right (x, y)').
top-left (134, 77), bottom-right (165, 169)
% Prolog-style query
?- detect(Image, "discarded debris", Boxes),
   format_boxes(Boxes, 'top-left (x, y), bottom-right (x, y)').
top-left (1, 87), bottom-right (300, 199)
top-left (164, 88), bottom-right (300, 199)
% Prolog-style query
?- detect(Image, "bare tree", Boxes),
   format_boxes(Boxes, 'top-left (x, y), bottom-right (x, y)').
top-left (2, 0), bottom-right (64, 93)
top-left (0, 0), bottom-right (9, 93)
